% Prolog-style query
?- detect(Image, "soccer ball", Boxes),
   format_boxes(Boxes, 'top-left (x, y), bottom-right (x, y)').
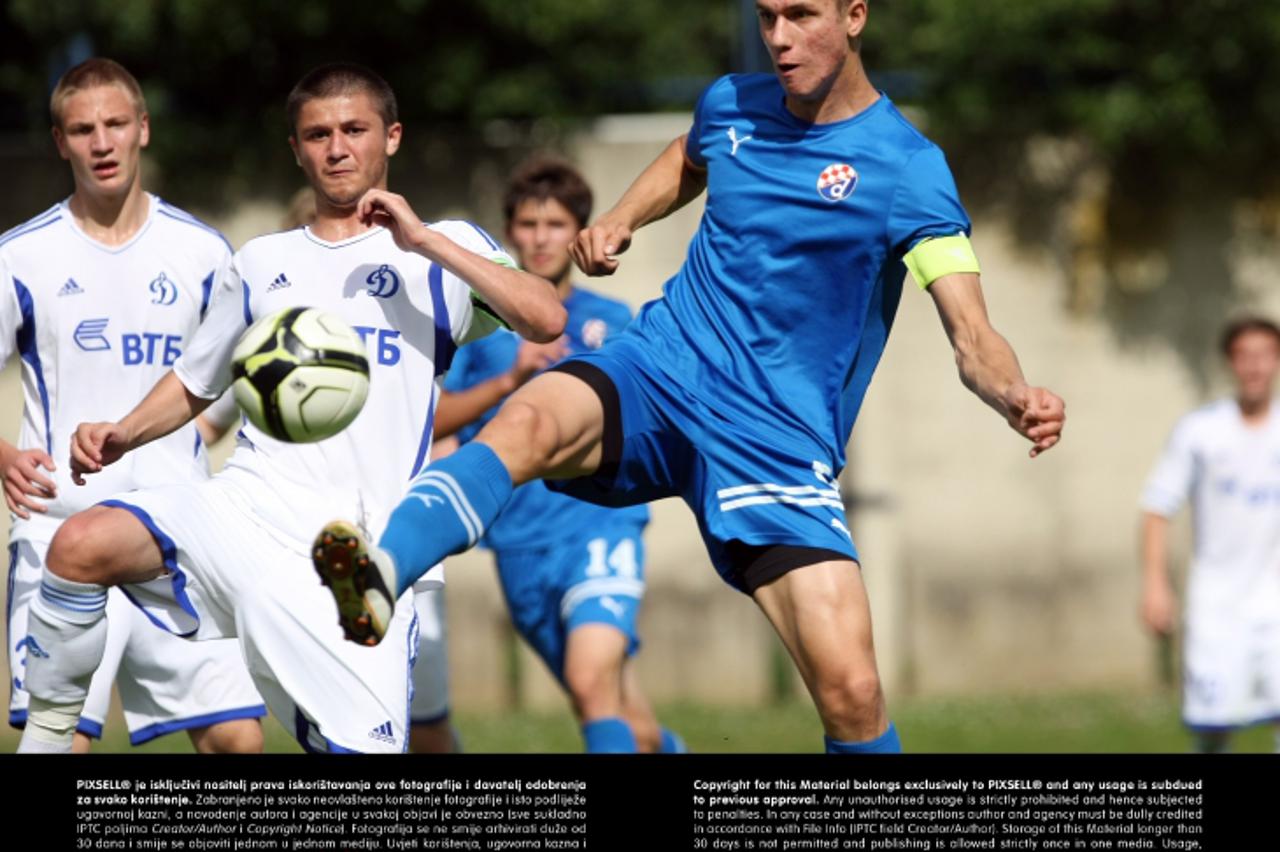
top-left (230, 307), bottom-right (370, 443)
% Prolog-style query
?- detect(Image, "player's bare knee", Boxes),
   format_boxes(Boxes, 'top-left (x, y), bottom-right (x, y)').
top-left (47, 513), bottom-right (114, 585)
top-left (564, 663), bottom-right (618, 719)
top-left (813, 671), bottom-right (883, 724)
top-left (490, 400), bottom-right (562, 472)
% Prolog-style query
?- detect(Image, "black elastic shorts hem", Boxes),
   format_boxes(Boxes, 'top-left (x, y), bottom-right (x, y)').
top-left (725, 541), bottom-right (858, 594)
top-left (547, 360), bottom-right (623, 482)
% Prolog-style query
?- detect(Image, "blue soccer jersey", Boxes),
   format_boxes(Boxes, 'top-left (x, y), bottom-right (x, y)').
top-left (628, 73), bottom-right (971, 471)
top-left (445, 286), bottom-right (649, 551)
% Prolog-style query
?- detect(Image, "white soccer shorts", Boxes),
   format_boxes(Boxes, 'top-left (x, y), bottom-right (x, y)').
top-left (410, 585), bottom-right (451, 724)
top-left (97, 470), bottom-right (418, 754)
top-left (7, 536), bottom-right (265, 744)
top-left (1182, 614), bottom-right (1280, 730)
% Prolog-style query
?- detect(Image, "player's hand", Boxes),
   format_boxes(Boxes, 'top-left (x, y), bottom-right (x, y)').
top-left (357, 189), bottom-right (427, 254)
top-left (509, 337), bottom-right (570, 387)
top-left (2, 448), bottom-right (57, 519)
top-left (69, 422), bottom-right (132, 485)
top-left (571, 220), bottom-right (632, 277)
top-left (1141, 581), bottom-right (1177, 636)
top-left (1004, 384), bottom-right (1065, 458)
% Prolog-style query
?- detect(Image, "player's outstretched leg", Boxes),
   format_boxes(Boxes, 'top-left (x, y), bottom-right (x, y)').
top-left (751, 559), bottom-right (901, 754)
top-left (17, 506), bottom-right (165, 753)
top-left (314, 372), bottom-right (605, 645)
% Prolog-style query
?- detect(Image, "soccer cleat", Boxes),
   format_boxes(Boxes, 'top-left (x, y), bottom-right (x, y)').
top-left (312, 521), bottom-right (396, 646)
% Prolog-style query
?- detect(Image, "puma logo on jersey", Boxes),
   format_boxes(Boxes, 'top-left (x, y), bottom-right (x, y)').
top-left (599, 596), bottom-right (626, 620)
top-left (727, 127), bottom-right (753, 156)
top-left (57, 278), bottom-right (84, 297)
top-left (267, 273), bottom-right (292, 292)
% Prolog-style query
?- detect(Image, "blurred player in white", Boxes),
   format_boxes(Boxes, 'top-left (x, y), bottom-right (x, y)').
top-left (1, 58), bottom-right (265, 753)
top-left (1141, 317), bottom-right (1280, 753)
top-left (15, 62), bottom-right (565, 754)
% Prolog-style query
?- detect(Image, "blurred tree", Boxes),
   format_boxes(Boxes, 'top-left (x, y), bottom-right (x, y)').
top-left (0, 0), bottom-right (730, 207)
top-left (867, 0), bottom-right (1280, 376)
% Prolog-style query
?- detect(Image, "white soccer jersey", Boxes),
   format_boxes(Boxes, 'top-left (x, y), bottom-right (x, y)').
top-left (1141, 399), bottom-right (1280, 623)
top-left (174, 221), bottom-right (508, 549)
top-left (0, 195), bottom-right (227, 543)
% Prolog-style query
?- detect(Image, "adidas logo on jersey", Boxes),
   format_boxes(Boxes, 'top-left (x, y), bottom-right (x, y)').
top-left (367, 721), bottom-right (396, 744)
top-left (57, 278), bottom-right (84, 297)
top-left (267, 273), bottom-right (292, 292)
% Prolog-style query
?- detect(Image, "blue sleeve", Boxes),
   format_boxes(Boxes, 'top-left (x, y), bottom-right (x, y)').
top-left (887, 145), bottom-right (971, 256)
top-left (685, 76), bottom-right (729, 168)
top-left (442, 341), bottom-right (480, 392)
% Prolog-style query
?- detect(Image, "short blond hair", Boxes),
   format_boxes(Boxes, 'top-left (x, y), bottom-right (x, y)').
top-left (50, 58), bottom-right (146, 128)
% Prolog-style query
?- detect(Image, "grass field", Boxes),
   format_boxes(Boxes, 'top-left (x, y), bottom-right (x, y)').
top-left (3, 690), bottom-right (1275, 753)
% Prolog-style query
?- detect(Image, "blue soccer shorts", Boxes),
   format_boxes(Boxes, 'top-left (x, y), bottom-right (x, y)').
top-left (546, 334), bottom-right (858, 593)
top-left (494, 521), bottom-right (646, 683)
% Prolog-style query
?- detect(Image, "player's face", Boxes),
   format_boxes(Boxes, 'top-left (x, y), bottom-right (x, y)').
top-left (289, 92), bottom-right (402, 209)
top-left (506, 198), bottom-right (579, 285)
top-left (1228, 331), bottom-right (1280, 404)
top-left (757, 0), bottom-right (866, 103)
top-left (52, 84), bottom-right (149, 199)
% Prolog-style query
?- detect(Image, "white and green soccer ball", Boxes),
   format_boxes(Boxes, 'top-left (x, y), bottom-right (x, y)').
top-left (230, 307), bottom-right (370, 443)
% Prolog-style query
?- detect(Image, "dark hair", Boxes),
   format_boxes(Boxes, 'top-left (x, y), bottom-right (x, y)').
top-left (50, 58), bottom-right (146, 127)
top-left (503, 157), bottom-right (593, 229)
top-left (286, 63), bottom-right (398, 134)
top-left (1221, 316), bottom-right (1280, 355)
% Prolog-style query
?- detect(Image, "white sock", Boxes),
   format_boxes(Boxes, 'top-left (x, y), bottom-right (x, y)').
top-left (17, 570), bottom-right (108, 753)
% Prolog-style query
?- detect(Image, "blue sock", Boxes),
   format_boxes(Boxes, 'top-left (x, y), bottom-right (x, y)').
top-left (825, 722), bottom-right (901, 754)
top-left (582, 717), bottom-right (637, 753)
top-left (379, 443), bottom-right (513, 595)
top-left (659, 727), bottom-right (688, 754)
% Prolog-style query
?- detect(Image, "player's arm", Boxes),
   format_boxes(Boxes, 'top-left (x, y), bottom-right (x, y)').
top-left (357, 189), bottom-right (565, 343)
top-left (435, 338), bottom-right (568, 438)
top-left (572, 135), bottom-right (707, 276)
top-left (69, 371), bottom-right (213, 485)
top-left (927, 272), bottom-right (1065, 457)
top-left (0, 257), bottom-right (55, 515)
top-left (1136, 422), bottom-right (1192, 636)
top-left (1139, 512), bottom-right (1177, 636)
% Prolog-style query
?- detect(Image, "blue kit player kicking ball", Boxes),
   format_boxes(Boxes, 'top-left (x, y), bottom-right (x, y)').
top-left (314, 0), bottom-right (1066, 752)
top-left (428, 157), bottom-right (683, 753)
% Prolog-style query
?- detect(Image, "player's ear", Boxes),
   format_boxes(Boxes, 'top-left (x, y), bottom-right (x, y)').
top-left (137, 111), bottom-right (150, 149)
top-left (288, 135), bottom-right (301, 168)
top-left (384, 121), bottom-right (403, 157)
top-left (845, 0), bottom-right (868, 42)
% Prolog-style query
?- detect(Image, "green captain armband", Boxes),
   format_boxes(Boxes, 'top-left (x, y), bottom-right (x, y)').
top-left (902, 234), bottom-right (980, 290)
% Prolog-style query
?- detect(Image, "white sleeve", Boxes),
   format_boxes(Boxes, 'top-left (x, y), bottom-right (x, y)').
top-left (0, 255), bottom-right (19, 368)
top-left (1140, 417), bottom-right (1197, 518)
top-left (427, 220), bottom-right (517, 346)
top-left (173, 252), bottom-right (247, 400)
top-left (200, 389), bottom-right (243, 432)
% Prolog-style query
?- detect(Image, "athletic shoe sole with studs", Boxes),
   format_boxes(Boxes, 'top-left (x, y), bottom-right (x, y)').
top-left (312, 520), bottom-right (396, 646)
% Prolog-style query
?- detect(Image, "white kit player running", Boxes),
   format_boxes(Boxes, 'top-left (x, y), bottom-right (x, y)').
top-left (16, 63), bottom-right (565, 754)
top-left (1141, 318), bottom-right (1280, 752)
top-left (2, 58), bottom-right (264, 753)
